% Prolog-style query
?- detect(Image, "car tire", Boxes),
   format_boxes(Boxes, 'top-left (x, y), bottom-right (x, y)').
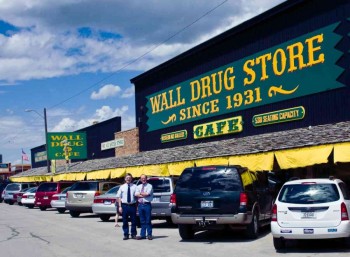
top-left (70, 210), bottom-right (80, 218)
top-left (100, 215), bottom-right (111, 222)
top-left (245, 212), bottom-right (259, 239)
top-left (40, 206), bottom-right (47, 211)
top-left (178, 224), bottom-right (194, 240)
top-left (8, 201), bottom-right (14, 205)
top-left (57, 208), bottom-right (66, 214)
top-left (273, 237), bottom-right (285, 250)
top-left (18, 202), bottom-right (22, 206)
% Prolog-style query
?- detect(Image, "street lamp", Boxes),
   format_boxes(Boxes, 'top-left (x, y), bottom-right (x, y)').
top-left (25, 108), bottom-right (51, 173)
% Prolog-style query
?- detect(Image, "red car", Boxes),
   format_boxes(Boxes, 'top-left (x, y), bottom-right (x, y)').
top-left (35, 182), bottom-right (74, 211)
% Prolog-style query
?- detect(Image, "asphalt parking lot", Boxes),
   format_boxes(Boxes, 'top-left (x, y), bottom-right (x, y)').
top-left (1, 203), bottom-right (350, 257)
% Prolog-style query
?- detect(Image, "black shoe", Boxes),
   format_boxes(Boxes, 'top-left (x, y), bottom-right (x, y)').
top-left (131, 235), bottom-right (137, 239)
top-left (123, 236), bottom-right (129, 240)
top-left (147, 235), bottom-right (153, 240)
top-left (136, 236), bottom-right (146, 240)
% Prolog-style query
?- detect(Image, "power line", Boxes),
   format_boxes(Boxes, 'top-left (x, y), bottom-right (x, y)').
top-left (49, 0), bottom-right (229, 109)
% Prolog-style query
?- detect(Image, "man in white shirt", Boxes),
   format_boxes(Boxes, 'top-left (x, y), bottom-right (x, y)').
top-left (135, 174), bottom-right (154, 240)
top-left (116, 173), bottom-right (138, 240)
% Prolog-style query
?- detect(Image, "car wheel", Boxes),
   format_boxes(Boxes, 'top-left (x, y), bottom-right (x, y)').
top-left (178, 224), bottom-right (194, 240)
top-left (8, 201), bottom-right (14, 205)
top-left (273, 237), bottom-right (285, 250)
top-left (57, 208), bottom-right (66, 214)
top-left (100, 215), bottom-right (111, 222)
top-left (245, 212), bottom-right (259, 239)
top-left (70, 210), bottom-right (80, 218)
top-left (18, 202), bottom-right (23, 206)
top-left (40, 206), bottom-right (47, 211)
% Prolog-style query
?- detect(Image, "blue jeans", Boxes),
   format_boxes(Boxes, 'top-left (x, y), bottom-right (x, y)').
top-left (138, 203), bottom-right (152, 237)
top-left (121, 204), bottom-right (137, 237)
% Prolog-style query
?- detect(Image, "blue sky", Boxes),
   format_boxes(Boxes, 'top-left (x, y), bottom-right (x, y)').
top-left (0, 0), bottom-right (284, 165)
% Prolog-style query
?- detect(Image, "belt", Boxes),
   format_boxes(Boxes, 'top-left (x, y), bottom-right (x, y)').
top-left (122, 202), bottom-right (136, 206)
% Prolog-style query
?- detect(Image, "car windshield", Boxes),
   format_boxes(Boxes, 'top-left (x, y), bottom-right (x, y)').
top-left (278, 183), bottom-right (340, 204)
top-left (70, 182), bottom-right (98, 191)
top-left (176, 167), bottom-right (242, 191)
top-left (60, 187), bottom-right (71, 194)
top-left (6, 184), bottom-right (20, 191)
top-left (27, 187), bottom-right (38, 193)
top-left (37, 183), bottom-right (58, 192)
top-left (105, 186), bottom-right (120, 194)
top-left (147, 179), bottom-right (170, 193)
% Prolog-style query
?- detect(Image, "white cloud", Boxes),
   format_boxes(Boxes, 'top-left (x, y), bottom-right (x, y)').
top-left (0, 0), bottom-right (285, 84)
top-left (121, 86), bottom-right (134, 98)
top-left (91, 84), bottom-right (121, 100)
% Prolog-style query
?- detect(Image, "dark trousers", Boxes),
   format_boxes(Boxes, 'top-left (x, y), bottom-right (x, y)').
top-left (138, 203), bottom-right (152, 237)
top-left (121, 204), bottom-right (137, 237)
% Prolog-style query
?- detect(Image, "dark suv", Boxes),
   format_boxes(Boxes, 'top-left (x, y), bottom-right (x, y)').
top-left (170, 165), bottom-right (274, 240)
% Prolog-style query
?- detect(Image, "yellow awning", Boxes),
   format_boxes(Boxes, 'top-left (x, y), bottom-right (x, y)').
top-left (275, 145), bottom-right (333, 169)
top-left (126, 164), bottom-right (169, 178)
top-left (86, 169), bottom-right (111, 180)
top-left (167, 160), bottom-right (195, 176)
top-left (334, 142), bottom-right (350, 163)
top-left (229, 152), bottom-right (275, 171)
top-left (52, 173), bottom-right (68, 182)
top-left (195, 157), bottom-right (229, 167)
top-left (110, 168), bottom-right (126, 179)
top-left (65, 172), bottom-right (87, 181)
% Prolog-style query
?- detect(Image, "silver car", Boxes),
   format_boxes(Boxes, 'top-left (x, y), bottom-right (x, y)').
top-left (50, 187), bottom-right (71, 213)
top-left (92, 185), bottom-right (120, 221)
top-left (66, 181), bottom-right (119, 218)
top-left (3, 183), bottom-right (37, 205)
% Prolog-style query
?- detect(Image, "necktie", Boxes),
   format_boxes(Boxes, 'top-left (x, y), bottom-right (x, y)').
top-left (127, 184), bottom-right (131, 203)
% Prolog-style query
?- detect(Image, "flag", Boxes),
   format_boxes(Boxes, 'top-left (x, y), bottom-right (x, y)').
top-left (22, 149), bottom-right (29, 161)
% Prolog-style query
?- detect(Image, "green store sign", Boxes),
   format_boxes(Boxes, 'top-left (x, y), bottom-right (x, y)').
top-left (252, 106), bottom-right (305, 127)
top-left (47, 132), bottom-right (87, 160)
top-left (145, 22), bottom-right (344, 132)
top-left (161, 130), bottom-right (187, 143)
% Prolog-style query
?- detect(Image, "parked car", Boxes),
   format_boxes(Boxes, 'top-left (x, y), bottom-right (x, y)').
top-left (0, 181), bottom-right (9, 203)
top-left (50, 187), bottom-right (71, 213)
top-left (92, 185), bottom-right (120, 221)
top-left (271, 177), bottom-right (350, 250)
top-left (21, 187), bottom-right (38, 208)
top-left (35, 182), bottom-right (74, 211)
top-left (171, 165), bottom-right (274, 240)
top-left (136, 176), bottom-right (177, 224)
top-left (3, 183), bottom-right (37, 205)
top-left (15, 187), bottom-right (32, 206)
top-left (66, 181), bottom-right (119, 218)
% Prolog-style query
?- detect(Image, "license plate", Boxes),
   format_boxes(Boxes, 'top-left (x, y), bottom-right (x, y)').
top-left (201, 201), bottom-right (213, 208)
top-left (104, 200), bottom-right (112, 205)
top-left (302, 212), bottom-right (315, 218)
top-left (28, 196), bottom-right (34, 199)
top-left (75, 193), bottom-right (84, 198)
top-left (152, 197), bottom-right (160, 203)
top-left (59, 196), bottom-right (66, 200)
top-left (43, 196), bottom-right (48, 199)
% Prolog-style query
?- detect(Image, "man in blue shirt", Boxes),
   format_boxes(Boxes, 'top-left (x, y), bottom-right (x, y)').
top-left (116, 173), bottom-right (138, 240)
top-left (135, 174), bottom-right (154, 240)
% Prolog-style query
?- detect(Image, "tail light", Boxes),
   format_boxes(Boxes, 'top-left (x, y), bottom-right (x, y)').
top-left (94, 191), bottom-right (101, 197)
top-left (22, 195), bottom-right (28, 199)
top-left (271, 204), bottom-right (277, 222)
top-left (170, 193), bottom-right (176, 205)
top-left (341, 202), bottom-right (349, 221)
top-left (51, 195), bottom-right (59, 200)
top-left (94, 198), bottom-right (104, 203)
top-left (239, 192), bottom-right (248, 206)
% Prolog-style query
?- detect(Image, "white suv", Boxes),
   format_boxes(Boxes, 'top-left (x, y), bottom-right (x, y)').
top-left (271, 177), bottom-right (350, 250)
